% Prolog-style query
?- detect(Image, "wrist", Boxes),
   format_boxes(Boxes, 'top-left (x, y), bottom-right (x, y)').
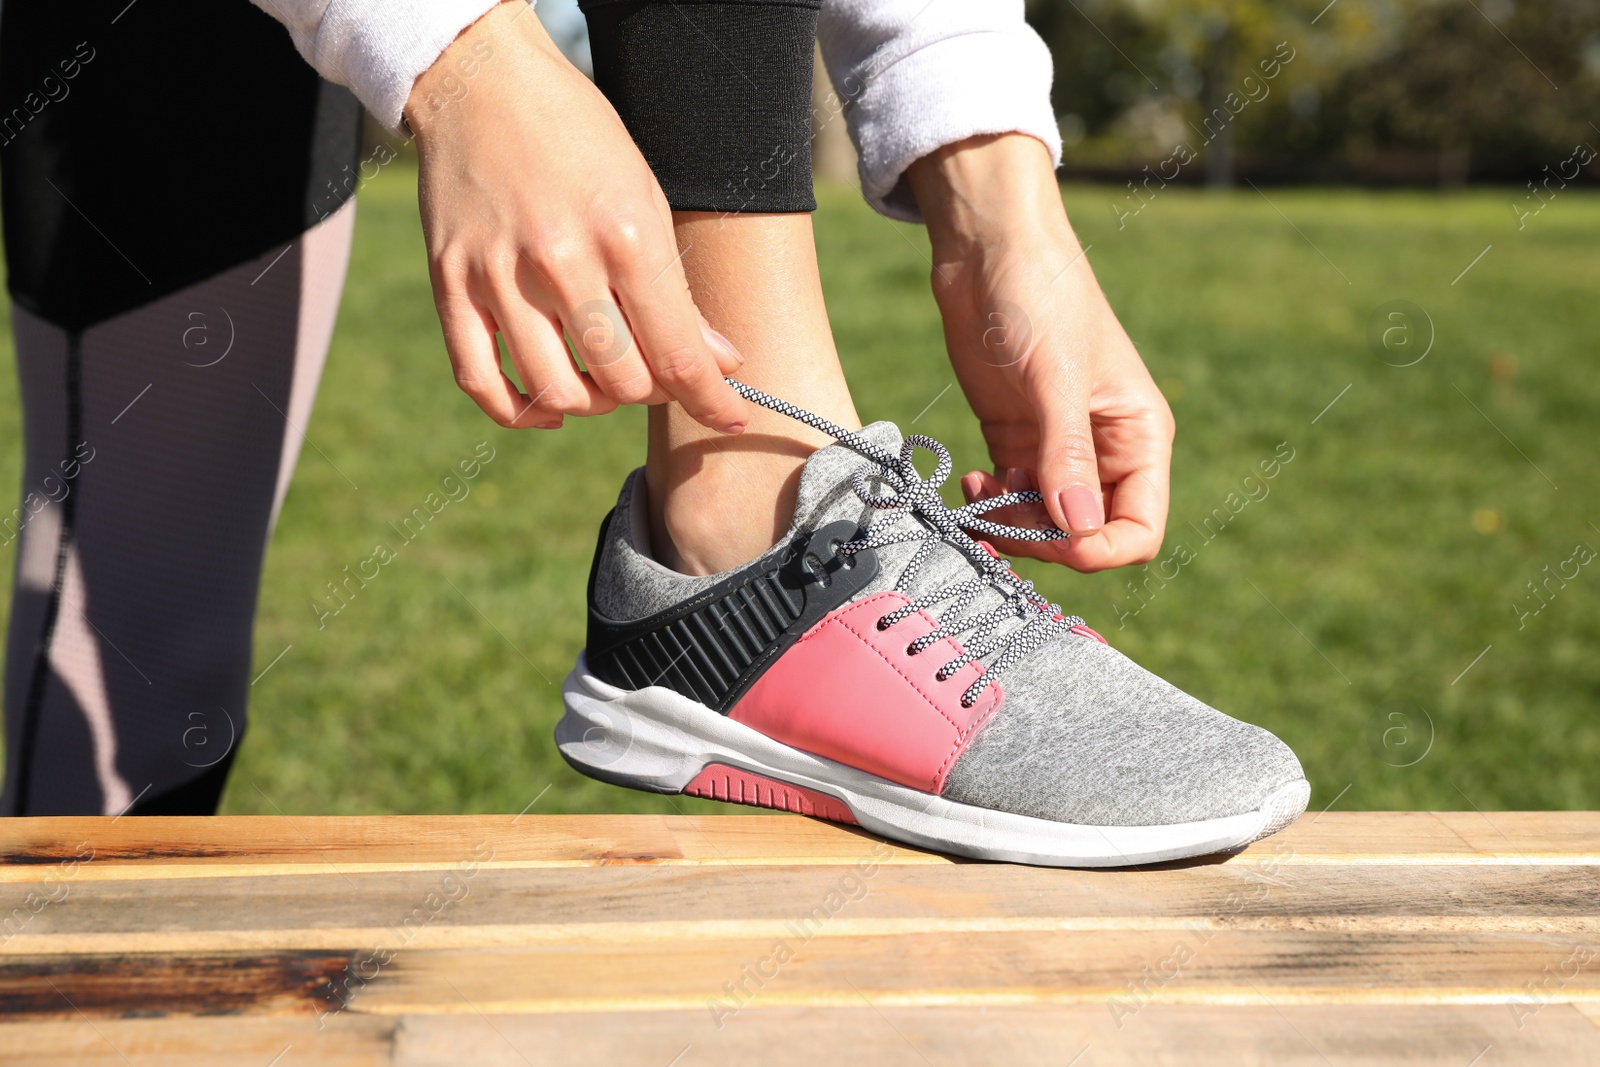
top-left (907, 133), bottom-right (1072, 255)
top-left (404, 0), bottom-right (550, 139)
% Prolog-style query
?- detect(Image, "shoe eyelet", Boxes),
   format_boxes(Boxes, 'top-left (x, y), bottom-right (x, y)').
top-left (905, 644), bottom-right (919, 657)
top-left (876, 617), bottom-right (890, 631)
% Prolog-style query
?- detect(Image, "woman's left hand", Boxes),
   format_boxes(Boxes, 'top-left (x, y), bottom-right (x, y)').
top-left (906, 133), bottom-right (1174, 573)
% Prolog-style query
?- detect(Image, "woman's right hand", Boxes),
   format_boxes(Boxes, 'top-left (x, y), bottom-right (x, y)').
top-left (407, 2), bottom-right (751, 433)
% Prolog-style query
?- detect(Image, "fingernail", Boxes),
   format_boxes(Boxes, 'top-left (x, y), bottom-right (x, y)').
top-left (722, 422), bottom-right (746, 435)
top-left (701, 322), bottom-right (745, 366)
top-left (1059, 485), bottom-right (1104, 533)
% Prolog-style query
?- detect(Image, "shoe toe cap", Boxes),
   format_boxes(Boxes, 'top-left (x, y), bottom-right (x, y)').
top-left (941, 639), bottom-right (1307, 828)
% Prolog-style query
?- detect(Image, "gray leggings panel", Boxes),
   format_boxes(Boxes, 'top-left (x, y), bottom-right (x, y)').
top-left (0, 203), bottom-right (354, 815)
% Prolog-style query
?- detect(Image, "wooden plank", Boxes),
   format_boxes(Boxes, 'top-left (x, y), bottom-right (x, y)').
top-left (341, 930), bottom-right (1600, 1015)
top-left (0, 812), bottom-right (1595, 1049)
top-left (5, 1004), bottom-right (1595, 1066)
top-left (9, 928), bottom-right (1593, 1019)
top-left (0, 951), bottom-right (351, 1019)
top-left (2, 812), bottom-right (1597, 885)
top-left (1282, 811), bottom-right (1600, 864)
top-left (389, 1004), bottom-right (1600, 1066)
top-left (4, 861), bottom-right (1598, 954)
top-left (0, 1014), bottom-right (393, 1066)
top-left (0, 815), bottom-right (946, 882)
top-left (3, 1005), bottom-right (1597, 1066)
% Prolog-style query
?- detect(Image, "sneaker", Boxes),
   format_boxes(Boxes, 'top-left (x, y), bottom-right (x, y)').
top-left (557, 383), bottom-right (1310, 866)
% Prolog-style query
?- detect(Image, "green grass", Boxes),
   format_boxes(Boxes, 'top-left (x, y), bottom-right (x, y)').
top-left (2, 168), bottom-right (1597, 816)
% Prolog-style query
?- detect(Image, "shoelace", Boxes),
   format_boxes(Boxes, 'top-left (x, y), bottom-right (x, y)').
top-left (728, 380), bottom-right (1099, 708)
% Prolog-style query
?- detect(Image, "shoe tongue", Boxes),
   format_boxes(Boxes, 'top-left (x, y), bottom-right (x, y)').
top-left (788, 419), bottom-right (1034, 645)
top-left (790, 420), bottom-right (904, 531)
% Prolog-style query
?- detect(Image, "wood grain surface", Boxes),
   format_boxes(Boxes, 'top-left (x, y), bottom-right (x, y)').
top-left (1, 813), bottom-right (1596, 1064)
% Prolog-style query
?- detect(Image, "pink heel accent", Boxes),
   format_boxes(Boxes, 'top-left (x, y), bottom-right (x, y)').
top-left (683, 764), bottom-right (857, 824)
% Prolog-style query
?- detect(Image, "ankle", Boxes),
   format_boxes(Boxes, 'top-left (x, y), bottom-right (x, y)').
top-left (645, 433), bottom-right (810, 576)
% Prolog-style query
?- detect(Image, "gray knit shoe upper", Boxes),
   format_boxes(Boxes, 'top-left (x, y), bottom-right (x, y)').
top-left (942, 639), bottom-right (1304, 826)
top-left (590, 411), bottom-right (1305, 830)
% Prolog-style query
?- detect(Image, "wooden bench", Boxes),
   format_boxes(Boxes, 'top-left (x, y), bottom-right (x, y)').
top-left (1, 812), bottom-right (1597, 1064)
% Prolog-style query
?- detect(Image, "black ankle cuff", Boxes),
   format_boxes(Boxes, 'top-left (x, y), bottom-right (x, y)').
top-left (580, 0), bottom-right (821, 214)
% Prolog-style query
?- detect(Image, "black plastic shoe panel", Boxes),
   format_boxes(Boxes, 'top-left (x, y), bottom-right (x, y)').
top-left (585, 516), bottom-right (880, 713)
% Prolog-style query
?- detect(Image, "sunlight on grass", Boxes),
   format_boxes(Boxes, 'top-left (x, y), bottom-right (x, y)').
top-left (0, 169), bottom-right (1594, 815)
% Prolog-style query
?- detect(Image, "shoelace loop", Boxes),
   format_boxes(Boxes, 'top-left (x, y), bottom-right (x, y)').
top-left (728, 380), bottom-right (1098, 707)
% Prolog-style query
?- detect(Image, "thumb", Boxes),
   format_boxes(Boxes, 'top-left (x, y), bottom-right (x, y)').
top-left (697, 316), bottom-right (746, 376)
top-left (1035, 384), bottom-right (1105, 536)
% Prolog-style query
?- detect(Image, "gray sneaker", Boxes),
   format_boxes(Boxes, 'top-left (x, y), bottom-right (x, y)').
top-left (557, 383), bottom-right (1309, 866)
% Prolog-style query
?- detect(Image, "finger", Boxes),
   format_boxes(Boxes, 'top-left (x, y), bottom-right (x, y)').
top-left (697, 314), bottom-right (746, 376)
top-left (1002, 466), bottom-right (1056, 528)
top-left (635, 184), bottom-right (743, 377)
top-left (1051, 432), bottom-right (1170, 571)
top-left (978, 467), bottom-right (1056, 533)
top-left (559, 293), bottom-right (668, 407)
top-left (1050, 515), bottom-right (1162, 572)
top-left (506, 245), bottom-right (659, 409)
top-left (612, 245), bottom-right (751, 433)
top-left (433, 275), bottom-right (543, 428)
top-left (1029, 369), bottom-right (1105, 536)
top-left (560, 300), bottom-right (745, 406)
top-left (487, 278), bottom-right (617, 422)
top-left (961, 470), bottom-right (1000, 506)
top-left (960, 468), bottom-right (1074, 564)
top-left (960, 466), bottom-right (1161, 573)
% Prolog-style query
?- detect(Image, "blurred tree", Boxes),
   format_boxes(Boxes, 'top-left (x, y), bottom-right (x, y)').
top-left (1324, 0), bottom-right (1600, 183)
top-left (1026, 0), bottom-right (1165, 142)
top-left (1142, 0), bottom-right (1298, 185)
top-left (1025, 0), bottom-right (1600, 183)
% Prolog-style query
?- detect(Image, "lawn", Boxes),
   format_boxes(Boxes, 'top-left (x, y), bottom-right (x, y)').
top-left (2, 167), bottom-right (1596, 816)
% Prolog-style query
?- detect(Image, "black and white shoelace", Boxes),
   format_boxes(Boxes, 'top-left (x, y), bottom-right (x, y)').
top-left (728, 379), bottom-right (1093, 708)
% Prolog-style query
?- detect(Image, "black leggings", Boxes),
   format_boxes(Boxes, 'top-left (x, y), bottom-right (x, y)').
top-left (0, 0), bottom-right (820, 815)
top-left (0, 0), bottom-right (361, 817)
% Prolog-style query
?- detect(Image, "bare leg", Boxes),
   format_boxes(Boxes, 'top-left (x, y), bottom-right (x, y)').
top-left (582, 1), bottom-right (857, 573)
top-left (644, 213), bottom-right (859, 575)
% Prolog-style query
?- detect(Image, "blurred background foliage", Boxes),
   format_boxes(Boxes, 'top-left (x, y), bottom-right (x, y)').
top-left (0, 1), bottom-right (1594, 819)
top-left (1027, 0), bottom-right (1600, 184)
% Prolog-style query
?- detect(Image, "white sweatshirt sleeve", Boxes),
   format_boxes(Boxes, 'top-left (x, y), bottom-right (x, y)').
top-left (817, 0), bottom-right (1062, 222)
top-left (250, 0), bottom-right (503, 129)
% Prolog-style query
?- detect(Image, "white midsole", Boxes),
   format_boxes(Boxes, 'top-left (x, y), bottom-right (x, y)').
top-left (557, 654), bottom-right (1310, 868)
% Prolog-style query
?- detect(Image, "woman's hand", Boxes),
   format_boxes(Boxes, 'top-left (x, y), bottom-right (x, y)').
top-left (408, 2), bottom-right (750, 433)
top-left (906, 133), bottom-right (1173, 572)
